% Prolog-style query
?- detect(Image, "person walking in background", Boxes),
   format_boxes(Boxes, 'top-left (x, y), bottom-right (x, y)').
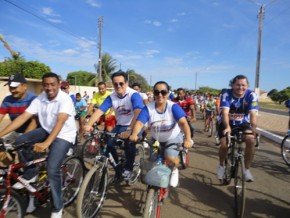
top-left (75, 92), bottom-right (87, 141)
top-left (217, 75), bottom-right (259, 182)
top-left (285, 98), bottom-right (290, 130)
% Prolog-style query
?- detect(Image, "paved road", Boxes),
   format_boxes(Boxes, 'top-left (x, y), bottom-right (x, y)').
top-left (23, 112), bottom-right (290, 218)
top-left (259, 107), bottom-right (288, 116)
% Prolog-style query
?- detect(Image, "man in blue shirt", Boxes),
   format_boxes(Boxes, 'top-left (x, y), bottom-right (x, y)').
top-left (217, 75), bottom-right (259, 182)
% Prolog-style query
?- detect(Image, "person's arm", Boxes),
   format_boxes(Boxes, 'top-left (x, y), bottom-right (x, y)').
top-left (120, 108), bottom-right (142, 139)
top-left (189, 104), bottom-right (196, 123)
top-left (129, 120), bottom-right (145, 142)
top-left (0, 112), bottom-right (32, 137)
top-left (86, 103), bottom-right (94, 116)
top-left (84, 108), bottom-right (104, 131)
top-left (34, 113), bottom-right (68, 152)
top-left (221, 107), bottom-right (231, 135)
top-left (178, 117), bottom-right (192, 148)
top-left (0, 114), bottom-right (5, 124)
top-left (24, 116), bottom-right (39, 133)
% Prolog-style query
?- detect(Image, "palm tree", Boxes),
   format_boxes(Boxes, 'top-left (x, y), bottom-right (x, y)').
top-left (0, 34), bottom-right (21, 60)
top-left (98, 53), bottom-right (117, 82)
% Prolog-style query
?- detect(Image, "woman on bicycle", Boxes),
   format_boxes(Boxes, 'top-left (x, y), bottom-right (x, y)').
top-left (129, 81), bottom-right (193, 187)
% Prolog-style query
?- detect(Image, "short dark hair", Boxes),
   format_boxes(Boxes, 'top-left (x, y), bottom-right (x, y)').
top-left (111, 70), bottom-right (128, 82)
top-left (76, 93), bottom-right (81, 97)
top-left (153, 81), bottom-right (170, 91)
top-left (98, 81), bottom-right (106, 87)
top-left (42, 72), bottom-right (60, 83)
top-left (131, 83), bottom-right (141, 88)
top-left (176, 88), bottom-right (185, 93)
top-left (229, 75), bottom-right (249, 86)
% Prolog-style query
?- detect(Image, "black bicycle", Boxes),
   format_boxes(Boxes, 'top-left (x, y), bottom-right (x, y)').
top-left (222, 128), bottom-right (259, 218)
top-left (281, 130), bottom-right (290, 166)
top-left (76, 130), bottom-right (145, 218)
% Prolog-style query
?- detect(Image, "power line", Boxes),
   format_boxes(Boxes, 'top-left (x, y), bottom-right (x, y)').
top-left (2, 0), bottom-right (96, 47)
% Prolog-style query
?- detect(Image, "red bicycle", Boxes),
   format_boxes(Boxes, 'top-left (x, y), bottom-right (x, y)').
top-left (0, 139), bottom-right (84, 218)
top-left (142, 142), bottom-right (185, 218)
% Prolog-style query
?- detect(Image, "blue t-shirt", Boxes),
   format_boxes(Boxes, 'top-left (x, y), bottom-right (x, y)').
top-left (220, 89), bottom-right (258, 126)
top-left (75, 98), bottom-right (87, 113)
top-left (0, 91), bottom-right (37, 133)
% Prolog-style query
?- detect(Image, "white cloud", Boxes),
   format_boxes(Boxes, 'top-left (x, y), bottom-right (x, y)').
top-left (177, 12), bottom-right (186, 16)
top-left (170, 19), bottom-right (178, 23)
top-left (164, 57), bottom-right (183, 65)
top-left (85, 0), bottom-right (101, 8)
top-left (62, 49), bottom-right (79, 55)
top-left (144, 20), bottom-right (161, 27)
top-left (47, 18), bottom-right (63, 23)
top-left (138, 41), bottom-right (153, 45)
top-left (145, 50), bottom-right (160, 57)
top-left (41, 7), bottom-right (60, 17)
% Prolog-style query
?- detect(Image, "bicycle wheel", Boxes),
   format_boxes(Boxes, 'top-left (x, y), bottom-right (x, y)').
top-left (62, 156), bottom-right (84, 207)
top-left (76, 162), bottom-right (108, 218)
top-left (128, 144), bottom-right (145, 185)
top-left (0, 189), bottom-right (25, 218)
top-left (281, 134), bottom-right (290, 166)
top-left (143, 187), bottom-right (159, 218)
top-left (179, 149), bottom-right (189, 169)
top-left (234, 157), bottom-right (246, 218)
top-left (223, 154), bottom-right (233, 185)
top-left (82, 137), bottom-right (101, 170)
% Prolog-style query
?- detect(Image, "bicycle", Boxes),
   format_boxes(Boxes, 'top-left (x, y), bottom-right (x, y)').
top-left (222, 127), bottom-right (259, 218)
top-left (142, 142), bottom-right (186, 218)
top-left (76, 130), bottom-right (145, 218)
top-left (0, 139), bottom-right (84, 218)
top-left (281, 130), bottom-right (290, 166)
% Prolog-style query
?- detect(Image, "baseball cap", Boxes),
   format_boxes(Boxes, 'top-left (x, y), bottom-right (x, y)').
top-left (60, 81), bottom-right (70, 89)
top-left (4, 73), bottom-right (27, 87)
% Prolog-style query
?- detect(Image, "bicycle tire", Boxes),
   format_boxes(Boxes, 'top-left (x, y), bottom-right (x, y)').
top-left (62, 156), bottom-right (84, 207)
top-left (223, 154), bottom-right (233, 185)
top-left (76, 163), bottom-right (108, 218)
top-left (179, 149), bottom-right (189, 169)
top-left (128, 144), bottom-right (145, 185)
top-left (281, 134), bottom-right (290, 166)
top-left (143, 187), bottom-right (159, 218)
top-left (81, 137), bottom-right (101, 170)
top-left (234, 156), bottom-right (246, 218)
top-left (0, 189), bottom-right (26, 218)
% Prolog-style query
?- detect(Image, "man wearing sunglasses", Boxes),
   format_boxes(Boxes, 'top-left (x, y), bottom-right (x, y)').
top-left (85, 70), bottom-right (144, 180)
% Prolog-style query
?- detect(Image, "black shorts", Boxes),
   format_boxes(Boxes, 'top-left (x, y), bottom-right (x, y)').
top-left (218, 122), bottom-right (252, 138)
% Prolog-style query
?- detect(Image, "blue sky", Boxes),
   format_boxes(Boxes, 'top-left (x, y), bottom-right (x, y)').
top-left (0, 0), bottom-right (289, 92)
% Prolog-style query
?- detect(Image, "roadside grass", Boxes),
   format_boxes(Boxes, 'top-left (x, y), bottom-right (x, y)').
top-left (259, 101), bottom-right (287, 111)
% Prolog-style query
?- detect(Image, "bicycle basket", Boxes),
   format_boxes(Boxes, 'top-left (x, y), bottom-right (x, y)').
top-left (144, 163), bottom-right (171, 188)
top-left (140, 158), bottom-right (154, 183)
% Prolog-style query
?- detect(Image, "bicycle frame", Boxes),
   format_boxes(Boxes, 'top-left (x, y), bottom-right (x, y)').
top-left (0, 155), bottom-right (48, 217)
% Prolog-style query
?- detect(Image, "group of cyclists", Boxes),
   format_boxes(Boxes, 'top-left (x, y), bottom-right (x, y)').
top-left (0, 72), bottom-right (260, 217)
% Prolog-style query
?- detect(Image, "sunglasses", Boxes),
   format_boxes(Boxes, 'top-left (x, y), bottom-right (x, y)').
top-left (113, 82), bottom-right (125, 87)
top-left (154, 90), bottom-right (168, 96)
top-left (61, 87), bottom-right (68, 90)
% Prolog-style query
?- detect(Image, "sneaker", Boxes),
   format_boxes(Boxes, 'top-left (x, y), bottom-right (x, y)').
top-left (217, 165), bottom-right (225, 180)
top-left (50, 209), bottom-right (63, 218)
top-left (122, 170), bottom-right (132, 180)
top-left (26, 195), bottom-right (36, 213)
top-left (244, 169), bottom-right (254, 182)
top-left (12, 175), bottom-right (39, 189)
top-left (170, 168), bottom-right (179, 187)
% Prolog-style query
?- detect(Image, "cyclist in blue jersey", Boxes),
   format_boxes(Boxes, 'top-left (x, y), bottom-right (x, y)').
top-left (217, 75), bottom-right (259, 182)
top-left (129, 81), bottom-right (193, 187)
top-left (85, 70), bottom-right (144, 180)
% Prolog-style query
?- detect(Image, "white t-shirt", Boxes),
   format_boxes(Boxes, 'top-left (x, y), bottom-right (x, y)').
top-left (26, 91), bottom-right (76, 143)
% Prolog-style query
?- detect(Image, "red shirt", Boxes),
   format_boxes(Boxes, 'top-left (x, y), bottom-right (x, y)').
top-left (172, 97), bottom-right (194, 116)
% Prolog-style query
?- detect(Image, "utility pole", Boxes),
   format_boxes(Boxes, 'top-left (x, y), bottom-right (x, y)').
top-left (255, 5), bottom-right (265, 99)
top-left (97, 16), bottom-right (103, 83)
top-left (195, 72), bottom-right (198, 91)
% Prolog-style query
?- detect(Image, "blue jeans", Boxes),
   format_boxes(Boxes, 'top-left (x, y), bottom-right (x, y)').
top-left (16, 128), bottom-right (72, 212)
top-left (107, 125), bottom-right (142, 173)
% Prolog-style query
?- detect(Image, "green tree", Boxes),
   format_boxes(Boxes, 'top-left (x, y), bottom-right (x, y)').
top-left (0, 59), bottom-right (50, 78)
top-left (268, 89), bottom-right (278, 98)
top-left (67, 71), bottom-right (96, 86)
top-left (94, 53), bottom-right (117, 83)
top-left (126, 69), bottom-right (149, 91)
